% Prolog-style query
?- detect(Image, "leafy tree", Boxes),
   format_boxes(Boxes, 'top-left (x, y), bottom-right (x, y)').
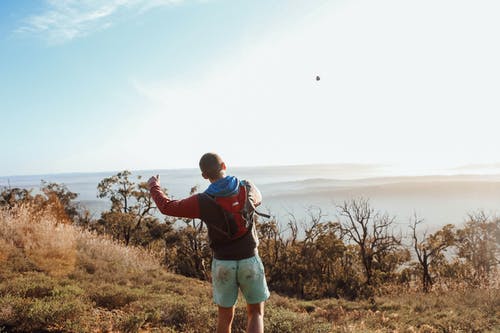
top-left (96, 172), bottom-right (210, 276)
top-left (0, 187), bottom-right (34, 208)
top-left (40, 181), bottom-right (83, 222)
top-left (0, 182), bottom-right (84, 224)
top-left (410, 215), bottom-right (455, 292)
top-left (97, 171), bottom-right (161, 245)
top-left (456, 212), bottom-right (500, 284)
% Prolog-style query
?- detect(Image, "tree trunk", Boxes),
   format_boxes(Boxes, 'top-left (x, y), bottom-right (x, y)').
top-left (422, 261), bottom-right (432, 292)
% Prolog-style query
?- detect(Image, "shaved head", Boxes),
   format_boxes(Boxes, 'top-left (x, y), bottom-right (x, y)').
top-left (199, 152), bottom-right (225, 180)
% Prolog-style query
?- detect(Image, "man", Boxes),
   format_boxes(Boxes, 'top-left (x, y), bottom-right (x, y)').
top-left (147, 152), bottom-right (270, 333)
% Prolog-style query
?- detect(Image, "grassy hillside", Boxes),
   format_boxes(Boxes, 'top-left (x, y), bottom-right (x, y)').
top-left (0, 205), bottom-right (498, 332)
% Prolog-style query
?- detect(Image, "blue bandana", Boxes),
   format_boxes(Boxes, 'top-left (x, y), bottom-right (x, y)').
top-left (204, 176), bottom-right (240, 197)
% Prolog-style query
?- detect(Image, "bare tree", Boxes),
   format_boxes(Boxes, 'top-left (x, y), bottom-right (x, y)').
top-left (337, 197), bottom-right (401, 286)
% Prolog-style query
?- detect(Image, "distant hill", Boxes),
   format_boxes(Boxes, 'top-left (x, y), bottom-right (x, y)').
top-left (261, 175), bottom-right (500, 229)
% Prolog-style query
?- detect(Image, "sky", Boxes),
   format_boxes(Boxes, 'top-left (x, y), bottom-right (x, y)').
top-left (1, 0), bottom-right (500, 177)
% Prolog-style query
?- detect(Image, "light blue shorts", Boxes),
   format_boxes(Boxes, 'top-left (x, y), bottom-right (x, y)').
top-left (211, 255), bottom-right (270, 307)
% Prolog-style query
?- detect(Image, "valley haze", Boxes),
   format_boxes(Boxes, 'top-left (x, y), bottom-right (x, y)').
top-left (2, 164), bottom-right (500, 231)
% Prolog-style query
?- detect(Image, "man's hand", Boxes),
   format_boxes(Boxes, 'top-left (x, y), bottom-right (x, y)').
top-left (147, 174), bottom-right (160, 190)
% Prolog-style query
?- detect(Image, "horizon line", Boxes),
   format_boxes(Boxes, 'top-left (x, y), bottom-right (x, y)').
top-left (2, 162), bottom-right (500, 180)
top-left (0, 162), bottom-right (386, 179)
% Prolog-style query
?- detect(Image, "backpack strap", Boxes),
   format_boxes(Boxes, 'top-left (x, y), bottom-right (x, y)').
top-left (201, 193), bottom-right (233, 238)
top-left (240, 180), bottom-right (271, 219)
top-left (255, 210), bottom-right (271, 218)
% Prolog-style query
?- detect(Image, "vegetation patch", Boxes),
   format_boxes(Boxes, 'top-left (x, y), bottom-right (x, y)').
top-left (0, 181), bottom-right (499, 332)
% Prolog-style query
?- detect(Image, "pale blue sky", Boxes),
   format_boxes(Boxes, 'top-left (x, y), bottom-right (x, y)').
top-left (1, 0), bottom-right (500, 177)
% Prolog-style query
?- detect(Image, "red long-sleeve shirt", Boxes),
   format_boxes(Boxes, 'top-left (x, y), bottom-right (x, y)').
top-left (149, 182), bottom-right (200, 219)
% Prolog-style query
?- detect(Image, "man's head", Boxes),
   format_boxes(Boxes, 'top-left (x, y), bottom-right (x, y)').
top-left (199, 152), bottom-right (226, 181)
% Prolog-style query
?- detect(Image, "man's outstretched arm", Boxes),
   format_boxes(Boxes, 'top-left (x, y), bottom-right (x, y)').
top-left (148, 176), bottom-right (201, 219)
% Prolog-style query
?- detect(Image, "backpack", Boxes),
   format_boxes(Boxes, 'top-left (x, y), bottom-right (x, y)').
top-left (208, 180), bottom-right (270, 240)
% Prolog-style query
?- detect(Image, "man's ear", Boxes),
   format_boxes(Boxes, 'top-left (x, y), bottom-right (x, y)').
top-left (202, 172), bottom-right (208, 179)
top-left (221, 162), bottom-right (227, 171)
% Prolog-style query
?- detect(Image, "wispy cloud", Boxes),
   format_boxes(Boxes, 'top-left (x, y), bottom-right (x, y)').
top-left (17, 0), bottom-right (184, 43)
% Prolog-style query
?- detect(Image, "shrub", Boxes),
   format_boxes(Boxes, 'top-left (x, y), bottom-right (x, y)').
top-left (264, 306), bottom-right (330, 333)
top-left (0, 289), bottom-right (90, 332)
top-left (90, 284), bottom-right (140, 310)
top-left (117, 312), bottom-right (148, 333)
top-left (163, 301), bottom-right (191, 330)
top-left (0, 273), bottom-right (58, 298)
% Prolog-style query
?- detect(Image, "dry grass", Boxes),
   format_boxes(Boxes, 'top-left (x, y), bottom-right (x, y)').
top-left (0, 204), bottom-right (162, 279)
top-left (0, 204), bottom-right (77, 277)
top-left (75, 227), bottom-right (163, 280)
